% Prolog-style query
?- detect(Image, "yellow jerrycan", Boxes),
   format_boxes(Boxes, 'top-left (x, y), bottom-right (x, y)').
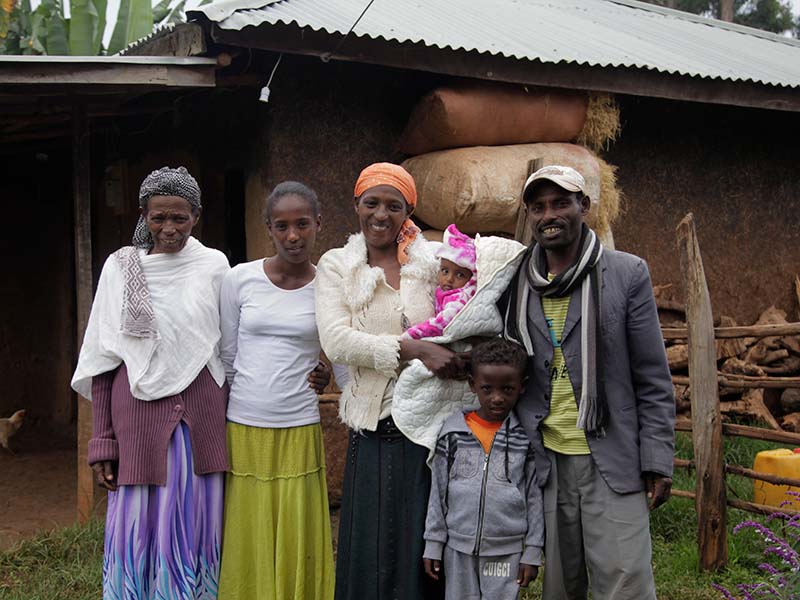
top-left (753, 448), bottom-right (800, 509)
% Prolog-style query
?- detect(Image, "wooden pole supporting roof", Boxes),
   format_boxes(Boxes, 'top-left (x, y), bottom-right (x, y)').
top-left (72, 104), bottom-right (96, 523)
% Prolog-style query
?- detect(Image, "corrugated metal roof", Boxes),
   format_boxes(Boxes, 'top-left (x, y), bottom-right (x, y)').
top-left (189, 0), bottom-right (800, 88)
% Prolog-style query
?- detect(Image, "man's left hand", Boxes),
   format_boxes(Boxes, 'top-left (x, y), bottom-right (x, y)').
top-left (308, 361), bottom-right (332, 394)
top-left (643, 472), bottom-right (672, 510)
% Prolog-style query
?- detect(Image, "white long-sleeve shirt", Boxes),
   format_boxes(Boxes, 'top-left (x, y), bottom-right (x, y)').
top-left (219, 259), bottom-right (348, 428)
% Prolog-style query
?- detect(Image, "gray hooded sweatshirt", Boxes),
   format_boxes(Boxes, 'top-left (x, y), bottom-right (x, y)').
top-left (423, 410), bottom-right (544, 565)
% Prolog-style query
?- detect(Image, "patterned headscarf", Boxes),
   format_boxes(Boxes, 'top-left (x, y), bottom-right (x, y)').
top-left (133, 166), bottom-right (202, 250)
top-left (354, 162), bottom-right (420, 265)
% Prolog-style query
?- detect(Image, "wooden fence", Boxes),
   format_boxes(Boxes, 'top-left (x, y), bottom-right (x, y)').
top-left (668, 213), bottom-right (800, 571)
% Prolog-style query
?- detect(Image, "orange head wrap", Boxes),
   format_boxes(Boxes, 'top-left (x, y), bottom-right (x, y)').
top-left (354, 162), bottom-right (420, 265)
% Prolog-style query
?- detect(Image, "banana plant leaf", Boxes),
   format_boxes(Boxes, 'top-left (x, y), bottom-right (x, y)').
top-left (69, 0), bottom-right (105, 54)
top-left (152, 0), bottom-right (170, 23)
top-left (91, 0), bottom-right (106, 52)
top-left (45, 0), bottom-right (68, 54)
top-left (162, 0), bottom-right (185, 24)
top-left (26, 5), bottom-right (47, 53)
top-left (106, 0), bottom-right (151, 55)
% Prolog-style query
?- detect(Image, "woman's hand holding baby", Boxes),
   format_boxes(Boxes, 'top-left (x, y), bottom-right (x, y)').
top-left (399, 339), bottom-right (468, 379)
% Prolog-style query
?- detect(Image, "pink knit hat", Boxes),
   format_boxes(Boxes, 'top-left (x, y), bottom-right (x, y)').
top-left (435, 224), bottom-right (476, 272)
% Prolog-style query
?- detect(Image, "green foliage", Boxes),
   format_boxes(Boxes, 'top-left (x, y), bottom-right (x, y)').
top-left (106, 0), bottom-right (152, 55)
top-left (736, 0), bottom-right (795, 33)
top-left (641, 0), bottom-right (798, 36)
top-left (151, 0), bottom-right (169, 22)
top-left (69, 0), bottom-right (106, 55)
top-left (1, 0), bottom-right (170, 55)
top-left (40, 0), bottom-right (67, 54)
top-left (0, 0), bottom-right (70, 55)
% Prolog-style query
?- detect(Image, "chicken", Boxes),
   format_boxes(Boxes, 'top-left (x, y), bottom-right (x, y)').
top-left (0, 410), bottom-right (25, 455)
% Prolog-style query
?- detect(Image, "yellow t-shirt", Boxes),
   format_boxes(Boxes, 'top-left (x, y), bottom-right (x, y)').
top-left (540, 290), bottom-right (590, 455)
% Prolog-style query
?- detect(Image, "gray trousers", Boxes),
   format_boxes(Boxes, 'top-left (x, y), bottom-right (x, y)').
top-left (443, 546), bottom-right (522, 600)
top-left (542, 452), bottom-right (657, 600)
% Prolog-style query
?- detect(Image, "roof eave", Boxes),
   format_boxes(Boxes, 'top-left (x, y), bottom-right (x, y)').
top-left (204, 20), bottom-right (800, 112)
top-left (0, 56), bottom-right (217, 91)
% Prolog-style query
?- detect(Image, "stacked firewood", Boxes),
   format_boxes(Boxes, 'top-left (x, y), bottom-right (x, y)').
top-left (657, 281), bottom-right (800, 432)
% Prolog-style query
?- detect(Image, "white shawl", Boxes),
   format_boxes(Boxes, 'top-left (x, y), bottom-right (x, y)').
top-left (71, 236), bottom-right (229, 401)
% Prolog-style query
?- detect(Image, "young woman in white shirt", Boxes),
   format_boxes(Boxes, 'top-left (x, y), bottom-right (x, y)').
top-left (217, 181), bottom-right (344, 600)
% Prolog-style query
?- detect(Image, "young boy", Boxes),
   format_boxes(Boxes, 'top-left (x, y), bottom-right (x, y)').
top-left (422, 338), bottom-right (544, 599)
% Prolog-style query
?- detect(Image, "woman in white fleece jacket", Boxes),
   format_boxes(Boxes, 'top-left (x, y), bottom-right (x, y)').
top-left (316, 163), bottom-right (460, 600)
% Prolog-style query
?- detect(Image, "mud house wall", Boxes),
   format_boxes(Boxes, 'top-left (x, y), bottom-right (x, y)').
top-left (246, 62), bottom-right (800, 328)
top-left (244, 55), bottom-right (439, 261)
top-left (606, 97), bottom-right (800, 324)
top-left (0, 148), bottom-right (75, 428)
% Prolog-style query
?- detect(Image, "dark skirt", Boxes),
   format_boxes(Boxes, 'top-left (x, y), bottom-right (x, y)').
top-left (335, 417), bottom-right (445, 600)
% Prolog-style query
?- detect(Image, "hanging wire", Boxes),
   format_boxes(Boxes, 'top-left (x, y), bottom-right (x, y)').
top-left (321, 0), bottom-right (377, 62)
top-left (267, 52), bottom-right (283, 88)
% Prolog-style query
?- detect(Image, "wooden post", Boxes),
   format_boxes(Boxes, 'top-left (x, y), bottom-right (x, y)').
top-left (73, 104), bottom-right (96, 523)
top-left (513, 158), bottom-right (544, 244)
top-left (677, 213), bottom-right (727, 571)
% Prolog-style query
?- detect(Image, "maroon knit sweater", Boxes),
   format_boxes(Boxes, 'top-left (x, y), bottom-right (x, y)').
top-left (88, 364), bottom-right (229, 486)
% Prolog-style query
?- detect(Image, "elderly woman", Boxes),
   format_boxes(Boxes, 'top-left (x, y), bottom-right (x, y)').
top-left (71, 167), bottom-right (230, 599)
top-left (316, 163), bottom-right (458, 600)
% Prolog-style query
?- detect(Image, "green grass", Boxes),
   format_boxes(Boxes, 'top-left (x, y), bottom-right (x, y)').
top-left (643, 432), bottom-right (793, 600)
top-left (0, 520), bottom-right (104, 600)
top-left (519, 432), bottom-right (793, 600)
top-left (1, 434), bottom-right (795, 599)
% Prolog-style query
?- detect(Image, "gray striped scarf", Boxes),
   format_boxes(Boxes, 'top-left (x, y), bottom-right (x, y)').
top-left (510, 225), bottom-right (607, 435)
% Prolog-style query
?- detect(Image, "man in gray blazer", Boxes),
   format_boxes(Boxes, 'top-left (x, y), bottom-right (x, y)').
top-left (499, 165), bottom-right (675, 600)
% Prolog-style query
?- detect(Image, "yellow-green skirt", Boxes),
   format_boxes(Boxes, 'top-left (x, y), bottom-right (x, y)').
top-left (218, 421), bottom-right (334, 600)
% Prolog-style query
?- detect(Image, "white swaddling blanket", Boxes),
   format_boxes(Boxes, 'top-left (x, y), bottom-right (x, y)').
top-left (392, 235), bottom-right (527, 456)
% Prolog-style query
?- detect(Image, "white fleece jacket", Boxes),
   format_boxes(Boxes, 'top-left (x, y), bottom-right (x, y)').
top-left (315, 233), bottom-right (438, 431)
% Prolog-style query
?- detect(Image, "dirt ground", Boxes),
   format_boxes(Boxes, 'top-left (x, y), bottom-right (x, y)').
top-left (0, 428), bottom-right (77, 551)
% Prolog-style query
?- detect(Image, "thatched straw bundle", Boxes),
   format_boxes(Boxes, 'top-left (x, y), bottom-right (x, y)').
top-left (596, 156), bottom-right (623, 237)
top-left (576, 93), bottom-right (622, 152)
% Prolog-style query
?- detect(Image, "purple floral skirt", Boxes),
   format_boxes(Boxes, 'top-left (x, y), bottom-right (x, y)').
top-left (103, 422), bottom-right (223, 600)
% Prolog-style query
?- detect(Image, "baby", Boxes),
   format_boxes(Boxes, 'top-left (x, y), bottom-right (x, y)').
top-left (404, 224), bottom-right (477, 340)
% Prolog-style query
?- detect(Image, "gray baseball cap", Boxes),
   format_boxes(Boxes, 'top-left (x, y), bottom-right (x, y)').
top-left (523, 165), bottom-right (586, 200)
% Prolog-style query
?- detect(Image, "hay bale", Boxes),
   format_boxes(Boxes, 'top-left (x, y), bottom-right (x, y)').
top-left (404, 143), bottom-right (622, 237)
top-left (576, 93), bottom-right (621, 152)
top-left (597, 157), bottom-right (622, 237)
top-left (398, 83), bottom-right (588, 155)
